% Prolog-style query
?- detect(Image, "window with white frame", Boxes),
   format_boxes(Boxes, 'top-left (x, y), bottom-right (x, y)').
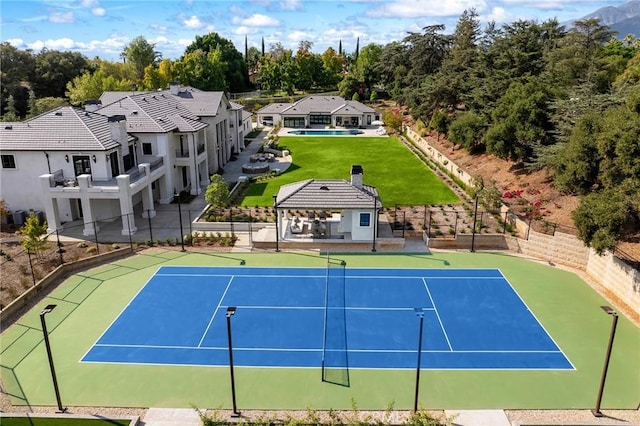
top-left (359, 212), bottom-right (371, 227)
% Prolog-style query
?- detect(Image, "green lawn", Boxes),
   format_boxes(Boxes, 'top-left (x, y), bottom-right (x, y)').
top-left (241, 136), bottom-right (459, 207)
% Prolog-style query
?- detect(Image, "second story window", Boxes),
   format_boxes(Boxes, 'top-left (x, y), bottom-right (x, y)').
top-left (142, 143), bottom-right (152, 155)
top-left (1, 154), bottom-right (16, 169)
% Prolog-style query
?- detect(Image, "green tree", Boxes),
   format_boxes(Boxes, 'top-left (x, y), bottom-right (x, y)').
top-left (122, 36), bottom-right (162, 82)
top-left (66, 68), bottom-right (135, 105)
top-left (572, 187), bottom-right (638, 254)
top-left (1, 43), bottom-right (36, 118)
top-left (429, 109), bottom-right (449, 141)
top-left (553, 112), bottom-right (603, 194)
top-left (185, 32), bottom-right (249, 92)
top-left (19, 212), bottom-right (49, 260)
top-left (143, 59), bottom-right (176, 90)
top-left (294, 41), bottom-right (323, 90)
top-left (27, 90), bottom-right (37, 118)
top-left (34, 49), bottom-right (91, 98)
top-left (35, 97), bottom-right (68, 114)
top-left (2, 95), bottom-right (18, 121)
top-left (320, 47), bottom-right (344, 87)
top-left (173, 48), bottom-right (227, 91)
top-left (432, 9), bottom-right (481, 108)
top-left (448, 111), bottom-right (486, 152)
top-left (382, 108), bottom-right (403, 133)
top-left (353, 43), bottom-right (382, 93)
top-left (205, 174), bottom-right (229, 208)
top-left (484, 78), bottom-right (552, 162)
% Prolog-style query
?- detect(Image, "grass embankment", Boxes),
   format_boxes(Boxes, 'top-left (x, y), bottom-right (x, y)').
top-left (241, 136), bottom-right (459, 207)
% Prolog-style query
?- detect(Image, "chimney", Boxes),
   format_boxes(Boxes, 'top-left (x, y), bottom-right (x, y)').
top-left (84, 100), bottom-right (102, 112)
top-left (108, 115), bottom-right (127, 143)
top-left (351, 165), bottom-right (363, 188)
top-left (169, 81), bottom-right (181, 96)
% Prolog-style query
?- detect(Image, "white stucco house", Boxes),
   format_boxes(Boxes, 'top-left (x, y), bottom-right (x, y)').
top-left (273, 165), bottom-right (382, 242)
top-left (0, 84), bottom-right (251, 237)
top-left (256, 95), bottom-right (379, 128)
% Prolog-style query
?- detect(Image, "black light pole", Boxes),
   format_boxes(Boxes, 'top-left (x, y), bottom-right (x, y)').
top-left (273, 194), bottom-right (280, 252)
top-left (371, 194), bottom-right (377, 252)
top-left (413, 308), bottom-right (425, 413)
top-left (470, 194), bottom-right (479, 252)
top-left (592, 305), bottom-right (619, 417)
top-left (226, 307), bottom-right (240, 417)
top-left (174, 190), bottom-right (185, 251)
top-left (40, 304), bottom-right (66, 413)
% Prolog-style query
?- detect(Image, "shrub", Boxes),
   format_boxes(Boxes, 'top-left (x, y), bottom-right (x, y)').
top-left (86, 246), bottom-right (97, 255)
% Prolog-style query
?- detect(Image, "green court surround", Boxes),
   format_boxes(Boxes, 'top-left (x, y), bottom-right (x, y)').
top-left (1, 251), bottom-right (638, 411)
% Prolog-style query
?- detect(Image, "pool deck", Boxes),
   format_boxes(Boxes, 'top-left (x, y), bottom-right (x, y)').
top-left (275, 125), bottom-right (388, 137)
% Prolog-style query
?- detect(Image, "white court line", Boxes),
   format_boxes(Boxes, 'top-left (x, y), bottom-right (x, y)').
top-left (422, 278), bottom-right (454, 351)
top-left (496, 270), bottom-right (576, 370)
top-left (197, 275), bottom-right (235, 348)
top-left (79, 265), bottom-right (163, 362)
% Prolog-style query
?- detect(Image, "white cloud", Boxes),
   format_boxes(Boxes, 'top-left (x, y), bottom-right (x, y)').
top-left (280, 0), bottom-right (302, 10)
top-left (150, 24), bottom-right (168, 33)
top-left (28, 37), bottom-right (76, 50)
top-left (92, 7), bottom-right (106, 16)
top-left (288, 30), bottom-right (314, 42)
top-left (366, 0), bottom-right (487, 18)
top-left (484, 7), bottom-right (516, 23)
top-left (234, 26), bottom-right (259, 35)
top-left (49, 11), bottom-right (75, 23)
top-left (6, 38), bottom-right (26, 48)
top-left (183, 15), bottom-right (206, 29)
top-left (79, 0), bottom-right (100, 7)
top-left (239, 14), bottom-right (279, 27)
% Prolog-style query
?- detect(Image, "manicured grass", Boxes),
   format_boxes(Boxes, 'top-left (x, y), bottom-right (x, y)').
top-left (0, 418), bottom-right (131, 425)
top-left (1, 251), bottom-right (638, 411)
top-left (241, 136), bottom-right (459, 207)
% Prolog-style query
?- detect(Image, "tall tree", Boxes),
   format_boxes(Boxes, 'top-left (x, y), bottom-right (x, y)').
top-left (122, 36), bottom-right (162, 82)
top-left (174, 48), bottom-right (227, 91)
top-left (484, 77), bottom-right (552, 162)
top-left (431, 9), bottom-right (481, 108)
top-left (294, 41), bottom-right (323, 90)
top-left (1, 43), bottom-right (35, 118)
top-left (34, 49), bottom-right (91, 99)
top-left (185, 32), bottom-right (249, 92)
top-left (261, 37), bottom-right (265, 56)
top-left (320, 47), bottom-right (344, 87)
top-left (338, 40), bottom-right (342, 56)
top-left (66, 67), bottom-right (135, 105)
top-left (354, 37), bottom-right (360, 62)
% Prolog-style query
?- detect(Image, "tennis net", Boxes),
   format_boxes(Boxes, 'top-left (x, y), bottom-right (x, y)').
top-left (321, 252), bottom-right (349, 386)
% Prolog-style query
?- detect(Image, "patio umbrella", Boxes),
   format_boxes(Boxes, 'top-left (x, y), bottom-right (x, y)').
top-left (371, 120), bottom-right (384, 126)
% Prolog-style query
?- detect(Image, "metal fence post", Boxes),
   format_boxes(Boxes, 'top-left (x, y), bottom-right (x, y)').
top-left (503, 211), bottom-right (508, 234)
top-left (27, 248), bottom-right (36, 286)
top-left (93, 221), bottom-right (99, 254)
top-left (147, 210), bottom-right (154, 246)
top-left (55, 229), bottom-right (64, 265)
top-left (126, 213), bottom-right (133, 252)
top-left (427, 210), bottom-right (432, 237)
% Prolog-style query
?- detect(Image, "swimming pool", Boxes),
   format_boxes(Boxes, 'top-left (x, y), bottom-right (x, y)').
top-left (287, 129), bottom-right (364, 135)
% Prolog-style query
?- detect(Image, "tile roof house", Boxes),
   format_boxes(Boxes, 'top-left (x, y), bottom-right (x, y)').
top-left (256, 95), bottom-right (378, 128)
top-left (0, 84), bottom-right (251, 237)
top-left (274, 166), bottom-right (382, 242)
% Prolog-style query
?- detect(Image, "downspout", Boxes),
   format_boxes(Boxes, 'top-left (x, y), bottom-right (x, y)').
top-left (44, 152), bottom-right (51, 173)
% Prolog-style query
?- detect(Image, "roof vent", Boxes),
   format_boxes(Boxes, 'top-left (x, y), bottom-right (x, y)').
top-left (320, 185), bottom-right (329, 191)
top-left (54, 111), bottom-right (62, 116)
top-left (4, 125), bottom-right (12, 130)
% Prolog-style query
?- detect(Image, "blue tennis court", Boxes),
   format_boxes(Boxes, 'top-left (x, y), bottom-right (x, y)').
top-left (81, 266), bottom-right (573, 370)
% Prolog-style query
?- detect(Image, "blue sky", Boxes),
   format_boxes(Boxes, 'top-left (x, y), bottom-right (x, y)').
top-left (0, 0), bottom-right (629, 61)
